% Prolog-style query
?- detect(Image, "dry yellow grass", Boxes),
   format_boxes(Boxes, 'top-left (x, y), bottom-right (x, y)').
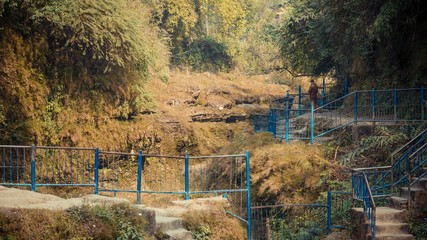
top-left (251, 141), bottom-right (330, 203)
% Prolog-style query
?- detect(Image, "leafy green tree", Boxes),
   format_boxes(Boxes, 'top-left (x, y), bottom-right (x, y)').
top-left (32, 0), bottom-right (169, 77)
top-left (145, 0), bottom-right (198, 56)
top-left (278, 0), bottom-right (427, 87)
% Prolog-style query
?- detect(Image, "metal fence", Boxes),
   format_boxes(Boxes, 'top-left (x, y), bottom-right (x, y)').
top-left (328, 191), bottom-right (353, 232)
top-left (256, 88), bottom-right (426, 143)
top-left (352, 171), bottom-right (376, 239)
top-left (251, 204), bottom-right (328, 240)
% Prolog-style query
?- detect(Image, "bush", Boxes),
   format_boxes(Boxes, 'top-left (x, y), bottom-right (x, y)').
top-left (186, 38), bottom-right (233, 72)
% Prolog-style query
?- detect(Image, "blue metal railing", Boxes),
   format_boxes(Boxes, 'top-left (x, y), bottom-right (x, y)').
top-left (350, 129), bottom-right (427, 239)
top-left (0, 145), bottom-right (250, 229)
top-left (251, 204), bottom-right (328, 240)
top-left (255, 88), bottom-right (426, 143)
top-left (391, 128), bottom-right (427, 190)
top-left (352, 171), bottom-right (377, 239)
top-left (327, 191), bottom-right (353, 233)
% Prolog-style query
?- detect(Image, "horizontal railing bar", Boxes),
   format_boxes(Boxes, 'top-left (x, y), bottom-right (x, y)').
top-left (36, 184), bottom-right (95, 187)
top-left (0, 183), bottom-right (31, 186)
top-left (251, 204), bottom-right (328, 209)
top-left (352, 166), bottom-right (391, 172)
top-left (99, 151), bottom-right (139, 156)
top-left (144, 154), bottom-right (183, 159)
top-left (189, 189), bottom-right (247, 194)
top-left (36, 146), bottom-right (97, 150)
top-left (189, 154), bottom-right (246, 159)
top-left (0, 145), bottom-right (31, 148)
top-left (140, 190), bottom-right (186, 194)
top-left (99, 189), bottom-right (138, 193)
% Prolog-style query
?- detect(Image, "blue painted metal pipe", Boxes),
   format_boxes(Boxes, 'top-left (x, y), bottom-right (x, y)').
top-left (137, 150), bottom-right (143, 204)
top-left (94, 148), bottom-right (99, 195)
top-left (185, 153), bottom-right (189, 200)
top-left (310, 103), bottom-right (314, 144)
top-left (245, 150), bottom-right (251, 240)
top-left (31, 145), bottom-right (36, 192)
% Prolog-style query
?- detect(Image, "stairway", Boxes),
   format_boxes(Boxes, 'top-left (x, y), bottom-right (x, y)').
top-left (371, 207), bottom-right (412, 240)
top-left (353, 176), bottom-right (427, 239)
top-left (155, 215), bottom-right (192, 240)
top-left (138, 197), bottom-right (228, 240)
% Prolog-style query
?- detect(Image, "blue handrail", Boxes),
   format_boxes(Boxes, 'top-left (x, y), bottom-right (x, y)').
top-left (352, 170), bottom-right (377, 239)
top-left (255, 88), bottom-right (426, 143)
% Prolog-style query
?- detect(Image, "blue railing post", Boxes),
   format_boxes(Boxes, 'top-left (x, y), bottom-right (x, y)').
top-left (372, 88), bottom-right (376, 121)
top-left (354, 92), bottom-right (358, 123)
top-left (185, 153), bottom-right (189, 200)
top-left (31, 145), bottom-right (36, 192)
top-left (245, 150), bottom-right (252, 240)
top-left (94, 148), bottom-right (99, 195)
top-left (327, 191), bottom-right (332, 234)
top-left (137, 150), bottom-right (143, 204)
top-left (421, 86), bottom-right (425, 121)
top-left (310, 102), bottom-right (314, 144)
top-left (285, 107), bottom-right (289, 143)
top-left (394, 88), bottom-right (397, 121)
top-left (298, 85), bottom-right (302, 116)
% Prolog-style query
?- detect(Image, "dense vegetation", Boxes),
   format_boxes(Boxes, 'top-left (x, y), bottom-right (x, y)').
top-left (0, 204), bottom-right (148, 240)
top-left (278, 0), bottom-right (427, 88)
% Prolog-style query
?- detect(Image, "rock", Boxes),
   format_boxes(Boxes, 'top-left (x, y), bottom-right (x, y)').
top-left (190, 113), bottom-right (248, 123)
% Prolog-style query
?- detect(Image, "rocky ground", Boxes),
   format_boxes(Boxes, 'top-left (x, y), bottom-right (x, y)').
top-left (0, 186), bottom-right (130, 210)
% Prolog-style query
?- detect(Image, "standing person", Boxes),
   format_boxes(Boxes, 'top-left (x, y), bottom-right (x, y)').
top-left (308, 80), bottom-right (318, 109)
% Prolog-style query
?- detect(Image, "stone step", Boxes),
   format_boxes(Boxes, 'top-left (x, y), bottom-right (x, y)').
top-left (156, 216), bottom-right (184, 233)
top-left (374, 233), bottom-right (414, 240)
top-left (147, 207), bottom-right (187, 218)
top-left (412, 177), bottom-right (427, 190)
top-left (400, 187), bottom-right (424, 200)
top-left (171, 196), bottom-right (227, 208)
top-left (164, 228), bottom-right (193, 240)
top-left (375, 207), bottom-right (406, 222)
top-left (376, 222), bottom-right (409, 235)
top-left (389, 196), bottom-right (408, 210)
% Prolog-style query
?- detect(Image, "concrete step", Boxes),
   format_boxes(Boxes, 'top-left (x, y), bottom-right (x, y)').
top-left (400, 187), bottom-right (424, 200)
top-left (412, 177), bottom-right (427, 190)
top-left (164, 228), bottom-right (193, 240)
top-left (375, 207), bottom-right (406, 222)
top-left (156, 216), bottom-right (184, 233)
top-left (171, 196), bottom-right (227, 208)
top-left (389, 196), bottom-right (408, 210)
top-left (376, 222), bottom-right (409, 235)
top-left (147, 207), bottom-right (187, 218)
top-left (374, 233), bottom-right (414, 240)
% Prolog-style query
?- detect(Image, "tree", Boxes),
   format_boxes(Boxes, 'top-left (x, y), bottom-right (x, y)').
top-left (278, 0), bottom-right (427, 87)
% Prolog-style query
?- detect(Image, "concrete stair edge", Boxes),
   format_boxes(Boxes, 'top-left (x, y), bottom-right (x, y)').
top-left (164, 228), bottom-right (193, 240)
top-left (156, 216), bottom-right (184, 233)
